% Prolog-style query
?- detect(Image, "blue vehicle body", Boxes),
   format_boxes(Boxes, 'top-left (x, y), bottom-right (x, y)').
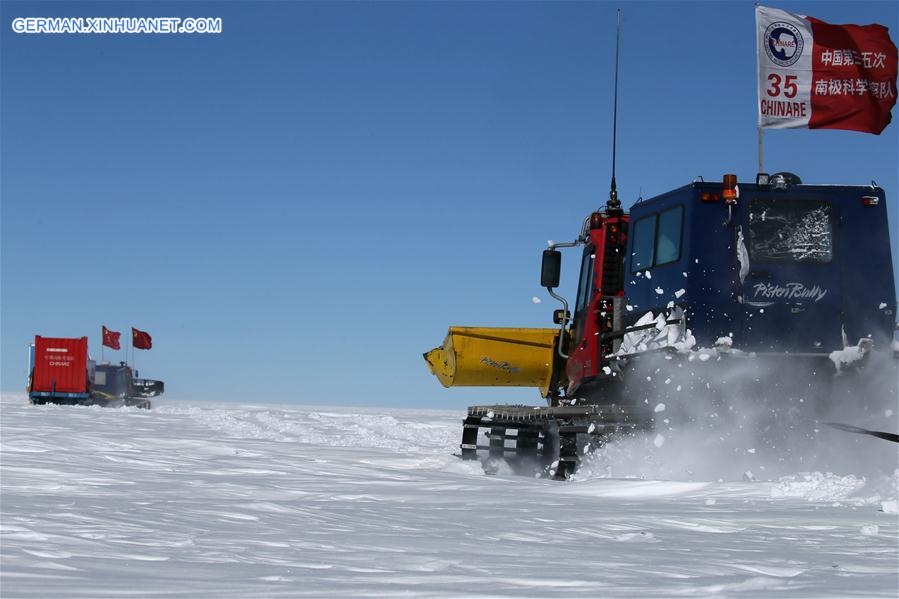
top-left (623, 180), bottom-right (896, 354)
top-left (425, 176), bottom-right (897, 480)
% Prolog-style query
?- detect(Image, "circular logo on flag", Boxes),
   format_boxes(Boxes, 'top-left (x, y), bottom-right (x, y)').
top-left (764, 21), bottom-right (804, 67)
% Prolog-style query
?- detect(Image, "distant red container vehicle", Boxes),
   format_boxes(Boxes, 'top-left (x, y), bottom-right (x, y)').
top-left (27, 335), bottom-right (164, 409)
top-left (29, 336), bottom-right (90, 398)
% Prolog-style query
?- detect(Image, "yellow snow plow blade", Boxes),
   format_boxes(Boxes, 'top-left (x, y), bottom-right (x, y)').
top-left (423, 327), bottom-right (559, 397)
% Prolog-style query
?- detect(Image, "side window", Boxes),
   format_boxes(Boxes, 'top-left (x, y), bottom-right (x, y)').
top-left (573, 248), bottom-right (595, 343)
top-left (655, 207), bottom-right (683, 266)
top-left (575, 249), bottom-right (595, 315)
top-left (631, 206), bottom-right (684, 272)
top-left (631, 216), bottom-right (656, 272)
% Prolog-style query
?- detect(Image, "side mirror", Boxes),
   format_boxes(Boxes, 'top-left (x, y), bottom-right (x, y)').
top-left (552, 309), bottom-right (570, 325)
top-left (541, 249), bottom-right (561, 288)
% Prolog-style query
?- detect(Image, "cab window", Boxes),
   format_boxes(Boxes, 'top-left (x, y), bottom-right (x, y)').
top-left (631, 216), bottom-right (656, 272)
top-left (575, 248), bottom-right (595, 315)
top-left (655, 207), bottom-right (683, 265)
top-left (573, 247), bottom-right (595, 343)
top-left (630, 205), bottom-right (684, 272)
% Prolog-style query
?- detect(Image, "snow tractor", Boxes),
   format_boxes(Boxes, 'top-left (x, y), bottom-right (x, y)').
top-left (424, 173), bottom-right (898, 478)
top-left (28, 336), bottom-right (164, 409)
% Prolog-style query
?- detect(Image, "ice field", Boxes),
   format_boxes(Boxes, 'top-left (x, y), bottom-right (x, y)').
top-left (1, 394), bottom-right (897, 597)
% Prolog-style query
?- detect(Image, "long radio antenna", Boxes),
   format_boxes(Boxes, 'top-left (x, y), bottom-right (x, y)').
top-left (607, 9), bottom-right (622, 212)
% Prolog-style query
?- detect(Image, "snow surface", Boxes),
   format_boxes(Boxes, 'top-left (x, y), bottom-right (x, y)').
top-left (2, 393), bottom-right (897, 598)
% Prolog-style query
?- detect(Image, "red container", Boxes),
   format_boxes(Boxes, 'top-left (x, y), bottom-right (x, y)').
top-left (31, 336), bottom-right (88, 394)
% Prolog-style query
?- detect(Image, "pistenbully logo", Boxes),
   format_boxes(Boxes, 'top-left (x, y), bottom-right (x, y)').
top-left (752, 282), bottom-right (827, 302)
top-left (764, 21), bottom-right (804, 67)
top-left (480, 356), bottom-right (520, 374)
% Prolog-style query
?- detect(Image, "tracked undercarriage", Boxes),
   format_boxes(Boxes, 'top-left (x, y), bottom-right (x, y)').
top-left (461, 403), bottom-right (646, 479)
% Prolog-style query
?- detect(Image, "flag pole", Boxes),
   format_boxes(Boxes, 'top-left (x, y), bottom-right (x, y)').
top-left (100, 326), bottom-right (104, 362)
top-left (755, 1), bottom-right (762, 175)
top-left (757, 126), bottom-right (763, 173)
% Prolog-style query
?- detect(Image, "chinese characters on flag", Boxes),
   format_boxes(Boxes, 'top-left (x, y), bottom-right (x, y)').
top-left (757, 5), bottom-right (897, 134)
top-left (102, 326), bottom-right (121, 350)
top-left (132, 328), bottom-right (153, 350)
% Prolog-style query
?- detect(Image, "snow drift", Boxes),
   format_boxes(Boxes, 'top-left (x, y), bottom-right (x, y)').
top-left (1, 393), bottom-right (896, 597)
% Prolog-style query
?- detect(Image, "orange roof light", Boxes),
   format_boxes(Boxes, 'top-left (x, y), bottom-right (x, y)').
top-left (723, 174), bottom-right (738, 204)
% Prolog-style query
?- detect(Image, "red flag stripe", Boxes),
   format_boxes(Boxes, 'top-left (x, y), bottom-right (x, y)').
top-left (807, 18), bottom-right (898, 133)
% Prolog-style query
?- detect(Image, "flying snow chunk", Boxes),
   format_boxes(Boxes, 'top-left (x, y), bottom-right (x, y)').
top-left (602, 366), bottom-right (612, 375)
top-left (531, 296), bottom-right (542, 304)
top-left (879, 302), bottom-right (887, 309)
top-left (653, 434), bottom-right (665, 448)
top-left (860, 525), bottom-right (879, 536)
top-left (655, 287), bottom-right (664, 295)
top-left (674, 289), bottom-right (686, 298)
top-left (654, 403), bottom-right (666, 413)
top-left (626, 304), bottom-right (634, 311)
top-left (747, 448), bottom-right (756, 454)
top-left (645, 271), bottom-right (652, 280)
top-left (829, 344), bottom-right (867, 371)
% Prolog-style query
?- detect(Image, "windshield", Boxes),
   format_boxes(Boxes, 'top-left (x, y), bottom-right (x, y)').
top-left (747, 198), bottom-right (833, 263)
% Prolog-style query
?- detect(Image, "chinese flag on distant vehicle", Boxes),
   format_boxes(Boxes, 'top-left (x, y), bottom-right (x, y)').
top-left (757, 5), bottom-right (898, 133)
top-left (132, 328), bottom-right (153, 350)
top-left (102, 326), bottom-right (121, 350)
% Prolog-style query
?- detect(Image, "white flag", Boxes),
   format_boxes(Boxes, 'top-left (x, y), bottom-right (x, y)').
top-left (756, 5), bottom-right (814, 129)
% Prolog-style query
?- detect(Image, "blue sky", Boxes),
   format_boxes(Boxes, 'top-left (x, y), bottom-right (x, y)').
top-left (2, 1), bottom-right (897, 408)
